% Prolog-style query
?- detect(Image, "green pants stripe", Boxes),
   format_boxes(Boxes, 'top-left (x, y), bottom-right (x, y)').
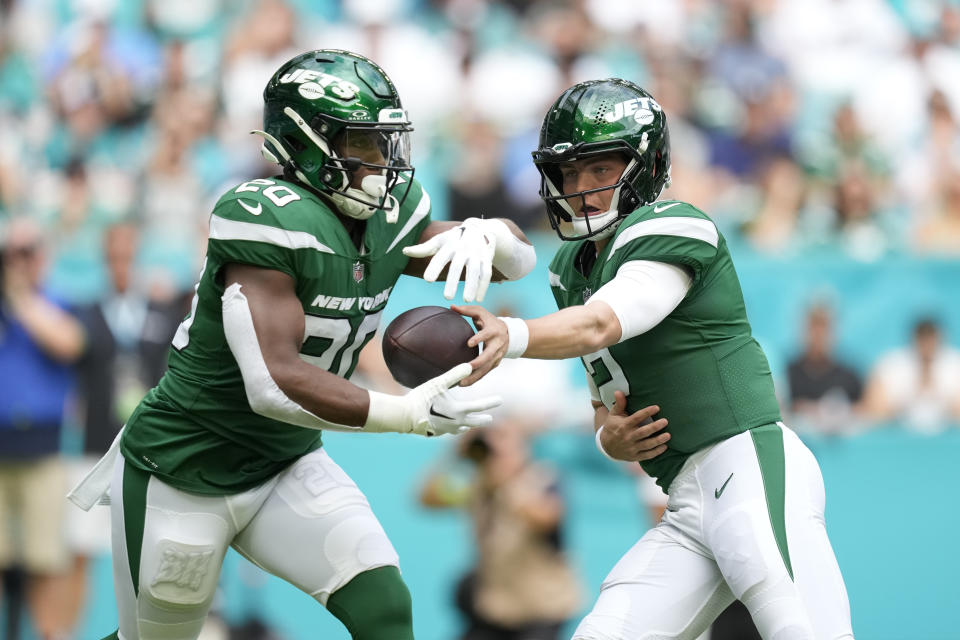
top-left (750, 424), bottom-right (794, 581)
top-left (122, 462), bottom-right (151, 597)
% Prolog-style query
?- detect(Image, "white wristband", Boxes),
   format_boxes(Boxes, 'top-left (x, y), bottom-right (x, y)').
top-left (595, 425), bottom-right (617, 461)
top-left (499, 316), bottom-right (529, 358)
top-left (364, 390), bottom-right (411, 434)
top-left (485, 219), bottom-right (536, 280)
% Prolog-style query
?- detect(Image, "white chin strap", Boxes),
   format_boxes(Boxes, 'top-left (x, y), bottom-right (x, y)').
top-left (567, 208), bottom-right (622, 241)
top-left (328, 173), bottom-right (401, 223)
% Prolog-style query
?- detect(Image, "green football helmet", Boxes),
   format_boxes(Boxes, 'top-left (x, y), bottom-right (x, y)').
top-left (532, 78), bottom-right (671, 241)
top-left (254, 50), bottom-right (414, 221)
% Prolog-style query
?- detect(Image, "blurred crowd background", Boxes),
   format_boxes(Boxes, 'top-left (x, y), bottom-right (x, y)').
top-left (1, 0), bottom-right (960, 639)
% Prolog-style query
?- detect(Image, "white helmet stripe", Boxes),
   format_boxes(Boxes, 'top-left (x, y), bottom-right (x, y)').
top-left (283, 107), bottom-right (332, 156)
top-left (251, 128), bottom-right (292, 162)
top-left (251, 128), bottom-right (312, 184)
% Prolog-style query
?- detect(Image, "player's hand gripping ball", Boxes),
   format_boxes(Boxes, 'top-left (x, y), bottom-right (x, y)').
top-left (382, 306), bottom-right (479, 387)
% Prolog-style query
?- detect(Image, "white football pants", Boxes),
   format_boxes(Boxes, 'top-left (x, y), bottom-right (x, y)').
top-left (573, 423), bottom-right (854, 640)
top-left (108, 447), bottom-right (399, 640)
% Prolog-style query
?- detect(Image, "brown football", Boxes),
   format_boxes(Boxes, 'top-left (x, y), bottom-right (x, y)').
top-left (382, 306), bottom-right (479, 388)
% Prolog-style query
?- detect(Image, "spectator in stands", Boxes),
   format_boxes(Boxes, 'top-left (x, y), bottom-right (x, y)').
top-left (221, 0), bottom-right (299, 129)
top-left (743, 156), bottom-right (806, 253)
top-left (829, 160), bottom-right (899, 260)
top-left (913, 164), bottom-right (960, 254)
top-left (897, 90), bottom-right (960, 215)
top-left (0, 216), bottom-right (85, 640)
top-left (420, 424), bottom-right (582, 640)
top-left (787, 302), bottom-right (864, 434)
top-left (62, 221), bottom-right (185, 630)
top-left (707, 87), bottom-right (794, 182)
top-left (800, 102), bottom-right (890, 183)
top-left (862, 317), bottom-right (960, 433)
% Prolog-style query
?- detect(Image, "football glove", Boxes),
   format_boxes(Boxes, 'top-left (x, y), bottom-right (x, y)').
top-left (365, 363), bottom-right (501, 436)
top-left (403, 218), bottom-right (534, 302)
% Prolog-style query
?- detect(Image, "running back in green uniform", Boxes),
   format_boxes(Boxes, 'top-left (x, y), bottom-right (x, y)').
top-left (122, 176), bottom-right (431, 495)
top-left (548, 200), bottom-right (781, 490)
top-left (80, 50), bottom-right (535, 640)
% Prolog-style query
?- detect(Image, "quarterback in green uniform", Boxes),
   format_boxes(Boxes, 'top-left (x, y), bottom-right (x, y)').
top-left (69, 50), bottom-right (536, 640)
top-left (456, 80), bottom-right (854, 639)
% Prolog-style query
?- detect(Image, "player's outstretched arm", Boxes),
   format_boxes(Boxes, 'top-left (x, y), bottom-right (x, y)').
top-left (402, 218), bottom-right (535, 303)
top-left (221, 263), bottom-right (499, 436)
top-left (453, 260), bottom-right (693, 386)
top-left (453, 302), bottom-right (622, 386)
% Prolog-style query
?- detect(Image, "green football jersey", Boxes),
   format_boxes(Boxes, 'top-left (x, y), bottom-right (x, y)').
top-left (549, 200), bottom-right (781, 491)
top-left (121, 176), bottom-right (432, 494)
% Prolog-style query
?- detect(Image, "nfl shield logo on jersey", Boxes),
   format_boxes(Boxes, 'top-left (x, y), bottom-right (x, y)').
top-left (353, 260), bottom-right (365, 283)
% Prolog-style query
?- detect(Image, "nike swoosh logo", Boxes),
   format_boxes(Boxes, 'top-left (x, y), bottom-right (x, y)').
top-left (653, 202), bottom-right (682, 214)
top-left (237, 199), bottom-right (262, 216)
top-left (715, 473), bottom-right (734, 499)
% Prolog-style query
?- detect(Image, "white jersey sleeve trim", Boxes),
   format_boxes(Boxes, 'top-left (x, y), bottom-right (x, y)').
top-left (386, 189), bottom-right (432, 253)
top-left (221, 283), bottom-right (360, 432)
top-left (548, 270), bottom-right (567, 291)
top-left (608, 215), bottom-right (719, 259)
top-left (587, 260), bottom-right (693, 342)
top-left (209, 214), bottom-right (335, 254)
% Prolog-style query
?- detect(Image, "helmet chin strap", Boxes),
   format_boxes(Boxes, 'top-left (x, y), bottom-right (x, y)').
top-left (568, 208), bottom-right (622, 241)
top-left (329, 174), bottom-right (400, 223)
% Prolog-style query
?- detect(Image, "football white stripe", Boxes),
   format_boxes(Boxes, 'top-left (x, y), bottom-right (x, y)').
top-left (387, 190), bottom-right (432, 253)
top-left (209, 214), bottom-right (335, 254)
top-left (608, 216), bottom-right (718, 259)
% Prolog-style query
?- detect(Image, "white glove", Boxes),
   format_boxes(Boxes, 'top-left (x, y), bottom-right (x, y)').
top-left (403, 218), bottom-right (496, 302)
top-left (365, 363), bottom-right (501, 436)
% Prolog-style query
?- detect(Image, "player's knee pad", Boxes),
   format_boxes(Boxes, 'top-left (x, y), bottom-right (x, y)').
top-left (136, 540), bottom-right (218, 640)
top-left (709, 504), bottom-right (788, 600)
top-left (327, 566), bottom-right (413, 640)
top-left (740, 580), bottom-right (816, 640)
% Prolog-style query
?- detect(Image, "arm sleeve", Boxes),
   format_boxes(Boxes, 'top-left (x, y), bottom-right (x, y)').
top-left (586, 260), bottom-right (693, 342)
top-left (221, 283), bottom-right (359, 432)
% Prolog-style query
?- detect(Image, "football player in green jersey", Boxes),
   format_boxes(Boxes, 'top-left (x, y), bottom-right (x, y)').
top-left (68, 50), bottom-right (537, 640)
top-left (455, 80), bottom-right (854, 639)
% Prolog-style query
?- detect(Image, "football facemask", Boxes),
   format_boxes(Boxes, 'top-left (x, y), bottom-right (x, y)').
top-left (536, 146), bottom-right (640, 241)
top-left (324, 125), bottom-right (413, 222)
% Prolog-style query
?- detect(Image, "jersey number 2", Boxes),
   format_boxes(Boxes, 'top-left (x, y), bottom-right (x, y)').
top-left (583, 348), bottom-right (629, 409)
